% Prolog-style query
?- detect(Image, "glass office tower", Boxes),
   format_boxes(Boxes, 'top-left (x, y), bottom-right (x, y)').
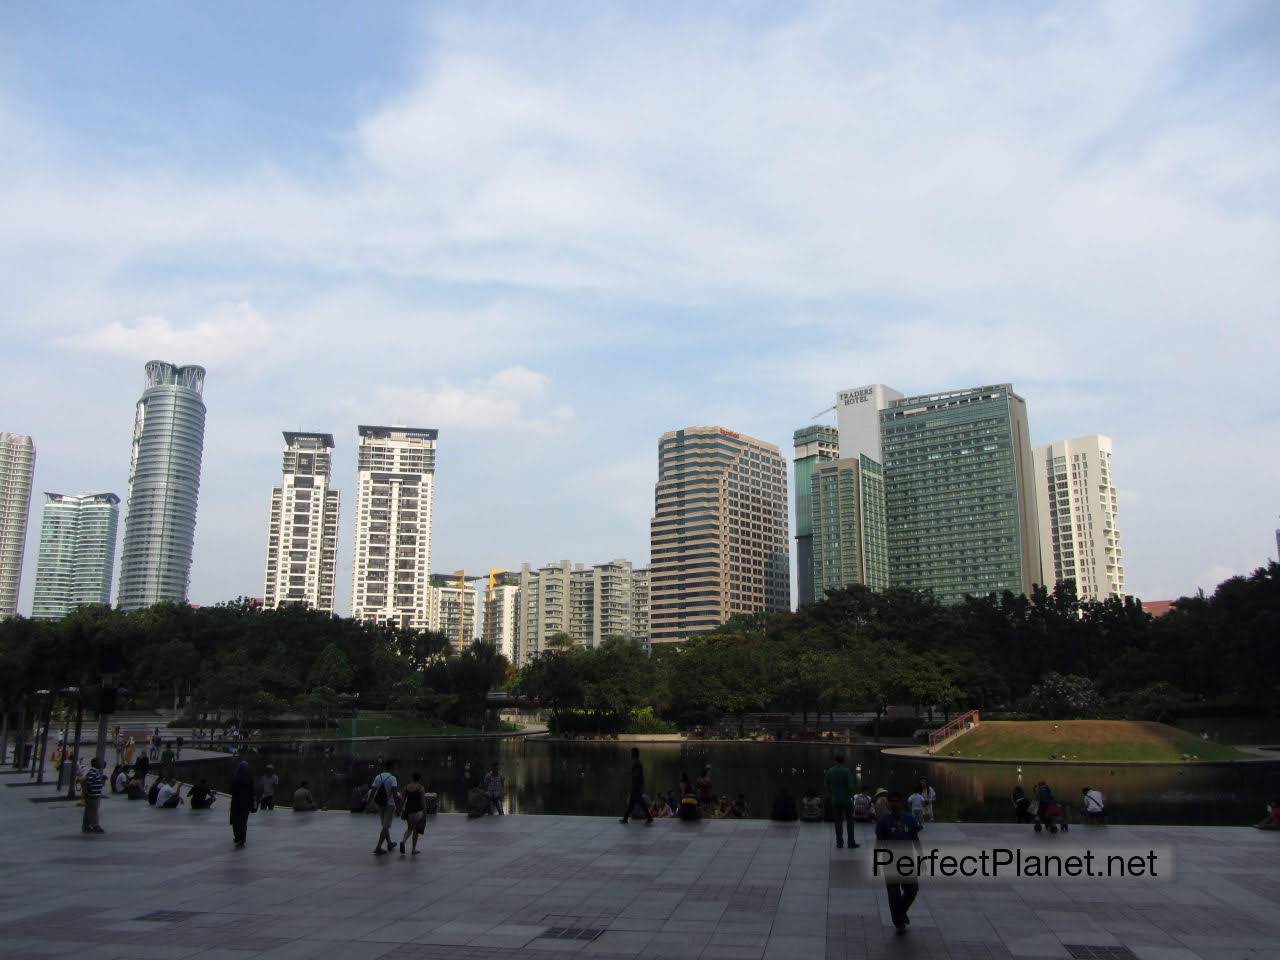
top-left (792, 425), bottom-right (839, 606)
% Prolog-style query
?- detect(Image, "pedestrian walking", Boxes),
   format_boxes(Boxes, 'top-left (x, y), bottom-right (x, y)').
top-left (81, 757), bottom-right (106, 834)
top-left (229, 760), bottom-right (255, 848)
top-left (824, 752), bottom-right (859, 849)
top-left (399, 772), bottom-right (427, 855)
top-left (875, 791), bottom-right (922, 935)
top-left (133, 750), bottom-right (150, 787)
top-left (259, 765), bottom-right (279, 811)
top-left (482, 761), bottom-right (506, 815)
top-left (150, 728), bottom-right (161, 760)
top-left (370, 759), bottom-right (401, 854)
top-left (619, 747), bottom-right (653, 825)
top-left (175, 736), bottom-right (184, 760)
top-left (160, 742), bottom-right (175, 779)
top-left (916, 777), bottom-right (937, 822)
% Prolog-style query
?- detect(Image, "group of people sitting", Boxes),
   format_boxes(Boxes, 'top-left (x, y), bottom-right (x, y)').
top-left (768, 783), bottom-right (934, 824)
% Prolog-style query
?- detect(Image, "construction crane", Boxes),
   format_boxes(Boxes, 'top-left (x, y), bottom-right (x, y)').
top-left (812, 404), bottom-right (836, 420)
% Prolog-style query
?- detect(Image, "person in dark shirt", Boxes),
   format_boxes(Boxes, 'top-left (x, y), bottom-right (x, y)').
top-left (770, 787), bottom-right (799, 821)
top-left (875, 792), bottom-right (922, 934)
top-left (825, 753), bottom-right (859, 849)
top-left (188, 779), bottom-right (216, 810)
top-left (619, 747), bottom-right (653, 825)
top-left (81, 757), bottom-right (106, 834)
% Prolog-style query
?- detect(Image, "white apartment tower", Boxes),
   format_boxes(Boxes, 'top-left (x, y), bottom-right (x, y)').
top-left (516, 560), bottom-right (573, 663)
top-left (32, 492), bottom-right (119, 620)
top-left (263, 432), bottom-right (340, 612)
top-left (483, 571), bottom-right (521, 663)
top-left (428, 574), bottom-right (480, 651)
top-left (512, 558), bottom-right (650, 664)
top-left (350, 425), bottom-right (437, 630)
top-left (0, 432), bottom-right (36, 618)
top-left (1033, 435), bottom-right (1125, 601)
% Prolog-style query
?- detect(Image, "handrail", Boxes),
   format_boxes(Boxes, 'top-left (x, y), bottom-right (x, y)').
top-left (928, 709), bottom-right (980, 749)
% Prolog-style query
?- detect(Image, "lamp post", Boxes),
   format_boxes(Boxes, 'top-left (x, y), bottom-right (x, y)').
top-left (32, 690), bottom-right (51, 785)
top-left (339, 692), bottom-right (360, 738)
top-left (61, 687), bottom-right (83, 799)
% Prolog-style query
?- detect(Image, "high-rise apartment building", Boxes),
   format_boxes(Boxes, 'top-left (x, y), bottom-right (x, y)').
top-left (792, 425), bottom-right (839, 607)
top-left (511, 558), bottom-right (650, 663)
top-left (32, 493), bottom-right (119, 620)
top-left (516, 560), bottom-right (573, 662)
top-left (483, 570), bottom-right (521, 662)
top-left (1033, 435), bottom-right (1125, 601)
top-left (117, 362), bottom-right (207, 611)
top-left (880, 384), bottom-right (1042, 604)
top-left (350, 426), bottom-right (437, 630)
top-left (428, 573), bottom-right (480, 651)
top-left (649, 427), bottom-right (789, 644)
top-left (263, 432), bottom-right (340, 612)
top-left (631, 565), bottom-right (650, 646)
top-left (811, 455), bottom-right (889, 597)
top-left (0, 433), bottom-right (36, 618)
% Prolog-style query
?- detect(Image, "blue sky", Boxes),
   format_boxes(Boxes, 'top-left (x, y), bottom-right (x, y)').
top-left (2, 1), bottom-right (1278, 614)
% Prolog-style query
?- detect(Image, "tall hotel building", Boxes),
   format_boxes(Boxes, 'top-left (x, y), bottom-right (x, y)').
top-left (649, 427), bottom-right (789, 644)
top-left (32, 493), bottom-right (119, 620)
top-left (880, 384), bottom-right (1042, 604)
top-left (263, 432), bottom-right (340, 612)
top-left (350, 426), bottom-right (437, 630)
top-left (117, 362), bottom-right (207, 611)
top-left (1033, 435), bottom-right (1125, 601)
top-left (811, 456), bottom-right (889, 595)
top-left (0, 432), bottom-right (36, 618)
top-left (792, 425), bottom-right (838, 607)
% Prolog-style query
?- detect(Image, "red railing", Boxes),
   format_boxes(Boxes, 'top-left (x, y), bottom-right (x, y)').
top-left (928, 709), bottom-right (980, 749)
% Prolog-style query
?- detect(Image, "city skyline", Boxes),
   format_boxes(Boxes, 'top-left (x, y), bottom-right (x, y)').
top-left (3, 4), bottom-right (1277, 615)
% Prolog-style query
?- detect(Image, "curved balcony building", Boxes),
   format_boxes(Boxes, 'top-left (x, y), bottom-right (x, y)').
top-left (117, 361), bottom-right (207, 611)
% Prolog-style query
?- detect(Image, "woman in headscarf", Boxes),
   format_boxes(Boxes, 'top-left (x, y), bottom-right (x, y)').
top-left (230, 760), bottom-right (255, 847)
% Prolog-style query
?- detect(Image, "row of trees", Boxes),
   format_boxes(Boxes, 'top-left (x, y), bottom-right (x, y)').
top-left (2, 562), bottom-right (1276, 731)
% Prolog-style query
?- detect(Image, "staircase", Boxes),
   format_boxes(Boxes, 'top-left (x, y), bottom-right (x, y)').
top-left (927, 710), bottom-right (980, 753)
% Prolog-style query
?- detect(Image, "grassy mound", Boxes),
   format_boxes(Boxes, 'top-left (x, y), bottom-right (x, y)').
top-left (936, 720), bottom-right (1249, 762)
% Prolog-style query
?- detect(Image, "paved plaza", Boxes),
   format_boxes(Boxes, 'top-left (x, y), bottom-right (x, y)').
top-left (1, 772), bottom-right (1278, 960)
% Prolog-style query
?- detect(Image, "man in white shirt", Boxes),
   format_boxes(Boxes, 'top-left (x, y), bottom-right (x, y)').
top-left (1082, 787), bottom-right (1105, 824)
top-left (156, 778), bottom-right (182, 809)
top-left (370, 760), bottom-right (401, 855)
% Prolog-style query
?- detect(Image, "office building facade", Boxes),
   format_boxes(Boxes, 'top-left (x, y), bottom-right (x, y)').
top-left (792, 425), bottom-right (839, 607)
top-left (649, 426), bottom-right (789, 644)
top-left (0, 433), bottom-right (36, 617)
top-left (810, 455), bottom-right (889, 597)
top-left (32, 493), bottom-right (119, 620)
top-left (350, 425), bottom-right (437, 630)
top-left (117, 362), bottom-right (207, 611)
top-left (880, 384), bottom-right (1042, 604)
top-left (1033, 435), bottom-right (1125, 601)
top-left (263, 432), bottom-right (340, 612)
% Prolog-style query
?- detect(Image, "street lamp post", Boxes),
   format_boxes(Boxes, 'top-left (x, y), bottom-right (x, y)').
top-left (32, 691), bottom-right (51, 785)
top-left (61, 687), bottom-right (83, 799)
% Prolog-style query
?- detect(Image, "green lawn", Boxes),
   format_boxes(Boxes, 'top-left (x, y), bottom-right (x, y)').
top-left (936, 720), bottom-right (1250, 762)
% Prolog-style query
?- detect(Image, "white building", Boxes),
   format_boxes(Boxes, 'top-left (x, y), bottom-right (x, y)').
top-left (32, 492), bottom-right (119, 620)
top-left (350, 425), bottom-right (437, 630)
top-left (834, 383), bottom-right (903, 461)
top-left (483, 571), bottom-right (521, 662)
top-left (263, 432), bottom-right (340, 613)
top-left (428, 574), bottom-right (480, 651)
top-left (1033, 435), bottom-right (1125, 601)
top-left (513, 558), bottom-right (650, 664)
top-left (0, 432), bottom-right (35, 618)
top-left (516, 560), bottom-right (573, 663)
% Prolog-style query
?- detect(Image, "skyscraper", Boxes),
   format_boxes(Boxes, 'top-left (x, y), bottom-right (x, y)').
top-left (350, 425), bottom-right (437, 630)
top-left (263, 432), bottom-right (340, 612)
top-left (511, 558), bottom-right (651, 663)
top-left (810, 455), bottom-right (889, 597)
top-left (515, 560), bottom-right (574, 663)
top-left (0, 432), bottom-right (36, 618)
top-left (428, 573), bottom-right (480, 651)
top-left (835, 383), bottom-right (903, 461)
top-left (792, 425), bottom-right (839, 607)
top-left (32, 493), bottom-right (119, 620)
top-left (649, 426), bottom-right (789, 644)
top-left (1033, 435), bottom-right (1125, 601)
top-left (117, 362), bottom-right (207, 611)
top-left (880, 384), bottom-right (1042, 604)
top-left (483, 570), bottom-right (521, 662)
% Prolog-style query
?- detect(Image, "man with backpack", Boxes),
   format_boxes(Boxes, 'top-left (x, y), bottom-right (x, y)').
top-left (370, 759), bottom-right (401, 855)
top-left (875, 791), bottom-right (922, 935)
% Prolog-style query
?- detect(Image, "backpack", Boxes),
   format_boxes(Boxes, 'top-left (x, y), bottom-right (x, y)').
top-left (371, 775), bottom-right (388, 809)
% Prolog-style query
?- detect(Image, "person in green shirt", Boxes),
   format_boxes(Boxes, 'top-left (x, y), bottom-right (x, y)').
top-left (824, 753), bottom-right (859, 849)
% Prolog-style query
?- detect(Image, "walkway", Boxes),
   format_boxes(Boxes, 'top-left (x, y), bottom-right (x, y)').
top-left (0, 773), bottom-right (1276, 960)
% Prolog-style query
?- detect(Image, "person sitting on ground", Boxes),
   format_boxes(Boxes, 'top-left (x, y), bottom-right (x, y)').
top-left (730, 793), bottom-right (749, 819)
top-left (873, 788), bottom-right (890, 820)
top-left (800, 788), bottom-right (824, 823)
top-left (156, 777), bottom-right (183, 809)
top-left (649, 795), bottom-right (669, 819)
top-left (852, 789), bottom-right (873, 821)
top-left (188, 779), bottom-right (216, 810)
top-left (109, 764), bottom-right (124, 794)
top-left (292, 780), bottom-right (319, 812)
top-left (424, 782), bottom-right (440, 815)
top-left (466, 779), bottom-right (488, 818)
top-left (715, 795), bottom-right (732, 819)
top-left (1081, 786), bottom-right (1106, 825)
top-left (667, 790), bottom-right (680, 816)
top-left (1254, 798), bottom-right (1280, 831)
top-left (126, 773), bottom-right (145, 800)
top-left (147, 777), bottom-right (162, 805)
top-left (350, 783), bottom-right (370, 813)
top-left (771, 787), bottom-right (798, 822)
top-left (678, 785), bottom-right (700, 821)
top-left (1012, 784), bottom-right (1032, 823)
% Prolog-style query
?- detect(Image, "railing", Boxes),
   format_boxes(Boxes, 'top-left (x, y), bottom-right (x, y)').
top-left (928, 709), bottom-right (980, 750)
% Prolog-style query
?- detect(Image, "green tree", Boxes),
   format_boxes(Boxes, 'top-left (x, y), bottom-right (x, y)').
top-left (308, 643), bottom-right (354, 692)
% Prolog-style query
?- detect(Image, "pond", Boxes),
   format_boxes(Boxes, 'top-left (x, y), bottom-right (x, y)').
top-left (175, 736), bottom-right (1280, 826)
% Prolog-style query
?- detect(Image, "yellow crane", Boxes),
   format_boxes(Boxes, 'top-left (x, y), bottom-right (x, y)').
top-left (447, 568), bottom-right (507, 651)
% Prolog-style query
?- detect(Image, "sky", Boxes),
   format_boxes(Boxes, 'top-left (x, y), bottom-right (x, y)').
top-left (2, 1), bottom-right (1278, 616)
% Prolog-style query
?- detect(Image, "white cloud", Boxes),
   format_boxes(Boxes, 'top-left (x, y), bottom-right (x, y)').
top-left (376, 366), bottom-right (574, 433)
top-left (56, 302), bottom-right (272, 366)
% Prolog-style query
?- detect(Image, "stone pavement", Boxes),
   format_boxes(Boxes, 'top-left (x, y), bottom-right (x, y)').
top-left (1, 774), bottom-right (1277, 960)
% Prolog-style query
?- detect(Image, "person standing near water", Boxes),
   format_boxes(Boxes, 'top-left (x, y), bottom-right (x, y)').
top-left (229, 761), bottom-right (255, 848)
top-left (370, 759), bottom-right (401, 854)
top-left (824, 753), bottom-right (859, 849)
top-left (619, 747), bottom-right (653, 825)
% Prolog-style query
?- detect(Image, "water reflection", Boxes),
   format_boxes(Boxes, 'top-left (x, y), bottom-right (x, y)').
top-left (176, 737), bottom-right (1280, 826)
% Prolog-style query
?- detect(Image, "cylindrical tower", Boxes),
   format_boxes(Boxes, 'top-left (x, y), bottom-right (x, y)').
top-left (116, 361), bottom-right (207, 611)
